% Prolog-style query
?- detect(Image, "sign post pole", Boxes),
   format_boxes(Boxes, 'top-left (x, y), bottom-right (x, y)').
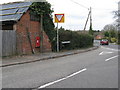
top-left (54, 14), bottom-right (65, 52)
top-left (57, 23), bottom-right (59, 52)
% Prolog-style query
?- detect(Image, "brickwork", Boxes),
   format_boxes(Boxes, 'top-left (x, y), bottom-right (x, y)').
top-left (14, 10), bottom-right (51, 55)
top-left (43, 31), bottom-right (52, 52)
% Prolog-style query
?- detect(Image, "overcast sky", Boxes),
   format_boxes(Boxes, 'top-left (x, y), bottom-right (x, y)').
top-left (0, 0), bottom-right (119, 30)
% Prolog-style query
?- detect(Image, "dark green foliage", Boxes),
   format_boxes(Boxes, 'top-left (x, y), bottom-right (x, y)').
top-left (89, 24), bottom-right (94, 35)
top-left (58, 28), bottom-right (94, 51)
top-left (30, 2), bottom-right (53, 15)
top-left (109, 30), bottom-right (117, 38)
top-left (118, 31), bottom-right (120, 44)
top-left (104, 31), bottom-right (109, 37)
top-left (30, 2), bottom-right (56, 51)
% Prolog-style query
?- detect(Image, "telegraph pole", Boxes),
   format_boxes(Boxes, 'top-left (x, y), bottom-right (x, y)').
top-left (40, 14), bottom-right (43, 53)
top-left (90, 7), bottom-right (92, 29)
top-left (83, 7), bottom-right (93, 34)
top-left (83, 10), bottom-right (91, 31)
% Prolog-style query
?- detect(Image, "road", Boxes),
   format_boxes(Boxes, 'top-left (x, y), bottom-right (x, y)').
top-left (2, 42), bottom-right (119, 89)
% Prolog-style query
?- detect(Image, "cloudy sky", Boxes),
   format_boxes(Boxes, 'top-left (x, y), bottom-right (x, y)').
top-left (0, 0), bottom-right (119, 30)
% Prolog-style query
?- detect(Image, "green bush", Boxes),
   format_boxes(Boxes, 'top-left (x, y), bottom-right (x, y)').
top-left (58, 29), bottom-right (94, 51)
top-left (111, 38), bottom-right (117, 43)
top-left (117, 32), bottom-right (120, 45)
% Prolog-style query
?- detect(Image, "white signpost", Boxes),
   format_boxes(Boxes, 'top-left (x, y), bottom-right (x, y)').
top-left (55, 14), bottom-right (65, 52)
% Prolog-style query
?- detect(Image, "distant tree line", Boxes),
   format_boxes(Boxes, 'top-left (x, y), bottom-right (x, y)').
top-left (102, 24), bottom-right (120, 44)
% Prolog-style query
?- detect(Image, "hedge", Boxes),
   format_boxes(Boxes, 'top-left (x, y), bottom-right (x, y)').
top-left (58, 29), bottom-right (94, 51)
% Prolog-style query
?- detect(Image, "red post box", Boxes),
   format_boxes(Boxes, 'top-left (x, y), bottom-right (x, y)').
top-left (36, 36), bottom-right (40, 48)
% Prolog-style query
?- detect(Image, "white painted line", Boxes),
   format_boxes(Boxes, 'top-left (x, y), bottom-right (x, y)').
top-left (99, 51), bottom-right (113, 56)
top-left (66, 68), bottom-right (87, 78)
top-left (101, 46), bottom-right (120, 52)
top-left (99, 52), bottom-right (104, 55)
top-left (105, 55), bottom-right (119, 62)
top-left (38, 68), bottom-right (87, 89)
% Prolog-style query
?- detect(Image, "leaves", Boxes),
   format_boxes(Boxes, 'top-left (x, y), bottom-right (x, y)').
top-left (58, 28), bottom-right (94, 50)
top-left (30, 2), bottom-right (55, 51)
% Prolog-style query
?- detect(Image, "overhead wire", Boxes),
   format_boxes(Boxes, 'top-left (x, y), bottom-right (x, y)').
top-left (70, 0), bottom-right (89, 10)
top-left (70, 0), bottom-right (116, 11)
top-left (69, 0), bottom-right (117, 30)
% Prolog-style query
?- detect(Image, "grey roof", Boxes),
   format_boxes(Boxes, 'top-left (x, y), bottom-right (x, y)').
top-left (0, 2), bottom-right (32, 22)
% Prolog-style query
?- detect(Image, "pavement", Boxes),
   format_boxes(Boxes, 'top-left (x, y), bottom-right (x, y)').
top-left (1, 46), bottom-right (98, 67)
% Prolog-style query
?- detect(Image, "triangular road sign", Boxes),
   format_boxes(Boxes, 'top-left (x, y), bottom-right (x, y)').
top-left (55, 14), bottom-right (65, 23)
top-left (56, 14), bottom-right (64, 22)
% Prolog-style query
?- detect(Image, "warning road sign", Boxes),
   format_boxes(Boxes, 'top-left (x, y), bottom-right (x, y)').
top-left (55, 14), bottom-right (65, 23)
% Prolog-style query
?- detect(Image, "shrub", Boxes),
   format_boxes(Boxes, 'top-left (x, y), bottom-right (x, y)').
top-left (58, 29), bottom-right (94, 51)
top-left (117, 32), bottom-right (120, 45)
top-left (111, 38), bottom-right (117, 43)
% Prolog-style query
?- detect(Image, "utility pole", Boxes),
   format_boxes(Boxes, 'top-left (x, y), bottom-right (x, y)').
top-left (40, 14), bottom-right (43, 53)
top-left (90, 7), bottom-right (92, 30)
top-left (83, 7), bottom-right (93, 34)
top-left (83, 10), bottom-right (91, 31)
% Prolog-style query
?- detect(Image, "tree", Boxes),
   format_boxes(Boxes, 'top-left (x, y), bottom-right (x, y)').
top-left (103, 24), bottom-right (117, 31)
top-left (30, 2), bottom-right (55, 40)
top-left (89, 24), bottom-right (94, 35)
top-left (104, 31), bottom-right (109, 37)
top-left (113, 11), bottom-right (120, 18)
top-left (109, 30), bottom-right (117, 38)
top-left (113, 2), bottom-right (120, 29)
top-left (30, 2), bottom-right (56, 51)
top-left (102, 24), bottom-right (118, 43)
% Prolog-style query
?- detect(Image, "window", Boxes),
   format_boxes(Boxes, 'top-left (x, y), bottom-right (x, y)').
top-left (30, 11), bottom-right (40, 21)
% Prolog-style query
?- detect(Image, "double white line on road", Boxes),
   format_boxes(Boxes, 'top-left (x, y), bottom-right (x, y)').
top-left (38, 68), bottom-right (87, 89)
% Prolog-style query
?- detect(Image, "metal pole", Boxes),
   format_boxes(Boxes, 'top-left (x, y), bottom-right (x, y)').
top-left (57, 23), bottom-right (59, 52)
top-left (40, 14), bottom-right (43, 53)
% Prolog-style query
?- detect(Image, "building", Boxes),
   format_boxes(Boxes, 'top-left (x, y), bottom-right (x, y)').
top-left (95, 35), bottom-right (103, 40)
top-left (0, 2), bottom-right (52, 56)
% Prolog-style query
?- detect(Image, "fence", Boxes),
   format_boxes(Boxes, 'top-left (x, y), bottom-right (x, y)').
top-left (0, 30), bottom-right (16, 57)
top-left (0, 30), bottom-right (2, 57)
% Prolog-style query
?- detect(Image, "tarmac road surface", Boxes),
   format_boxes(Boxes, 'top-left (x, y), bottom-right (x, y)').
top-left (2, 43), bottom-right (119, 89)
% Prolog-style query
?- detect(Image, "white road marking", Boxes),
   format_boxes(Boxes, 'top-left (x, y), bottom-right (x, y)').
top-left (99, 51), bottom-right (113, 55)
top-left (38, 68), bottom-right (87, 89)
top-left (99, 52), bottom-right (104, 55)
top-left (105, 55), bottom-right (119, 61)
top-left (101, 46), bottom-right (120, 52)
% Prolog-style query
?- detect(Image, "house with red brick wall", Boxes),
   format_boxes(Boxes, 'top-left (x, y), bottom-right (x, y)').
top-left (0, 2), bottom-right (52, 55)
top-left (95, 35), bottom-right (103, 40)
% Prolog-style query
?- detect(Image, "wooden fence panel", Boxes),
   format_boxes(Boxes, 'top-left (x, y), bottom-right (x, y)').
top-left (1, 30), bottom-right (16, 56)
top-left (0, 30), bottom-right (2, 57)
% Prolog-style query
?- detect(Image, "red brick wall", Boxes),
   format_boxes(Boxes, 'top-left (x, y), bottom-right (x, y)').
top-left (14, 10), bottom-right (51, 55)
top-left (43, 31), bottom-right (52, 52)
